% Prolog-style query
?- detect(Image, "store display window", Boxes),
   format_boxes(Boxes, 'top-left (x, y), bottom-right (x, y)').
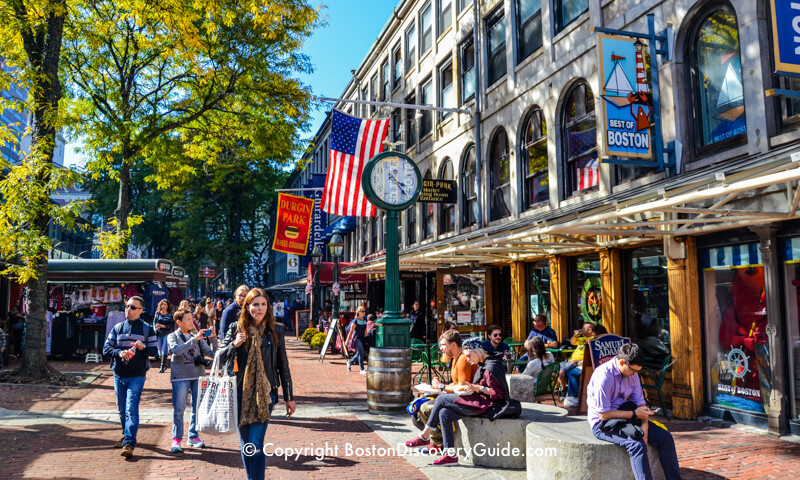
top-left (442, 272), bottom-right (485, 329)
top-left (569, 254), bottom-right (601, 330)
top-left (526, 262), bottom-right (550, 324)
top-left (782, 237), bottom-right (800, 421)
top-left (624, 247), bottom-right (670, 368)
top-left (702, 244), bottom-right (770, 415)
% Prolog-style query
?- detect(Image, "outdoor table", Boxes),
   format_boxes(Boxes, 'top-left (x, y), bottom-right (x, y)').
top-left (547, 348), bottom-right (575, 362)
top-left (507, 341), bottom-right (525, 357)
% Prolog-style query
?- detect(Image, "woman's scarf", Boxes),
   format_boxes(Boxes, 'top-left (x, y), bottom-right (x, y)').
top-left (239, 320), bottom-right (273, 427)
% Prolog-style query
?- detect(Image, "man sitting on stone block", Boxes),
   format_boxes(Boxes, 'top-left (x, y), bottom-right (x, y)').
top-left (413, 330), bottom-right (478, 454)
top-left (587, 343), bottom-right (681, 480)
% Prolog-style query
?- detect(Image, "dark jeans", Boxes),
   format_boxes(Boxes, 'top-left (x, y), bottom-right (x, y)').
top-left (591, 421), bottom-right (681, 480)
top-left (424, 393), bottom-right (481, 451)
top-left (114, 375), bottom-right (146, 447)
top-left (237, 391), bottom-right (277, 480)
top-left (347, 338), bottom-right (366, 370)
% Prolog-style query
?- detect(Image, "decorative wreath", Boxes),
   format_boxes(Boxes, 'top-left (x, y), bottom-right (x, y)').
top-left (581, 277), bottom-right (602, 324)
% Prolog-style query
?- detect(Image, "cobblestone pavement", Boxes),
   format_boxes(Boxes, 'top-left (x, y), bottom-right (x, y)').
top-left (1, 341), bottom-right (800, 479)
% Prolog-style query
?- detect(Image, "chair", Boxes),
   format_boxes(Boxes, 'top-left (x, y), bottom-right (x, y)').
top-left (428, 344), bottom-right (448, 383)
top-left (639, 355), bottom-right (672, 419)
top-left (534, 362), bottom-right (560, 405)
top-left (503, 336), bottom-right (515, 346)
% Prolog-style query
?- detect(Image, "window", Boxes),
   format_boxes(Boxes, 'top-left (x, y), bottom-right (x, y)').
top-left (489, 129), bottom-right (511, 220)
top-left (392, 108), bottom-right (402, 145)
top-left (439, 159), bottom-right (456, 234)
top-left (361, 87), bottom-right (368, 116)
top-left (439, 61), bottom-right (454, 120)
top-left (361, 220), bottom-right (369, 257)
top-left (407, 203), bottom-right (417, 245)
top-left (526, 262), bottom-right (551, 325)
top-left (623, 247), bottom-right (670, 370)
top-left (420, 78), bottom-right (433, 138)
top-left (423, 170), bottom-right (434, 239)
top-left (371, 216), bottom-right (379, 252)
top-left (370, 74), bottom-right (378, 115)
top-left (392, 43), bottom-right (403, 89)
top-left (554, 0), bottom-right (588, 34)
top-left (460, 38), bottom-right (476, 104)
top-left (775, 76), bottom-right (800, 129)
top-left (522, 107), bottom-right (549, 208)
top-left (381, 60), bottom-right (390, 101)
top-left (688, 5), bottom-right (746, 151)
top-left (517, 0), bottom-right (542, 62)
top-left (562, 81), bottom-right (598, 197)
top-left (486, 9), bottom-right (506, 86)
top-left (420, 2), bottom-right (433, 56)
top-left (569, 254), bottom-right (601, 331)
top-left (405, 93), bottom-right (417, 148)
top-left (457, 0), bottom-right (470, 14)
top-left (439, 0), bottom-right (452, 35)
top-left (406, 24), bottom-right (417, 74)
top-left (462, 145), bottom-right (478, 227)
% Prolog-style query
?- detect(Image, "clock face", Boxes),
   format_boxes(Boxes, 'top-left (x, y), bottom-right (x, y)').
top-left (369, 155), bottom-right (419, 206)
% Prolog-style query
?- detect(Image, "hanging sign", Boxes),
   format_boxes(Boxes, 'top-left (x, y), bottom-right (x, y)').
top-left (587, 334), bottom-right (631, 368)
top-left (287, 254), bottom-right (299, 274)
top-left (597, 34), bottom-right (654, 158)
top-left (420, 179), bottom-right (457, 203)
top-left (770, 1), bottom-right (800, 75)
top-left (272, 193), bottom-right (314, 255)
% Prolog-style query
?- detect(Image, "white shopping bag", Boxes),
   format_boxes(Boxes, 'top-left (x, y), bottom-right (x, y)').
top-left (197, 351), bottom-right (238, 435)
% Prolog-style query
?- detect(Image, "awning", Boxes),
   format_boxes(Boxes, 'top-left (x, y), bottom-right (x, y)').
top-left (323, 217), bottom-right (357, 240)
top-left (264, 277), bottom-right (307, 291)
top-left (307, 262), bottom-right (367, 285)
top-left (47, 259), bottom-right (175, 284)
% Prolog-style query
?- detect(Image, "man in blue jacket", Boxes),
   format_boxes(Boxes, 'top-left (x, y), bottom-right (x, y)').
top-left (220, 285), bottom-right (248, 336)
top-left (103, 296), bottom-right (158, 458)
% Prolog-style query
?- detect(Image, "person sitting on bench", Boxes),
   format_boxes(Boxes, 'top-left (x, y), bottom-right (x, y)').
top-left (587, 343), bottom-right (681, 480)
top-left (404, 337), bottom-right (509, 467)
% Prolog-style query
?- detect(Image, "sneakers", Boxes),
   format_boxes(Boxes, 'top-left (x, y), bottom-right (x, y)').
top-left (359, 370), bottom-right (367, 375)
top-left (563, 396), bottom-right (579, 407)
top-left (120, 445), bottom-right (134, 458)
top-left (114, 436), bottom-right (125, 448)
top-left (171, 438), bottom-right (183, 453)
top-left (432, 454), bottom-right (458, 466)
top-left (187, 437), bottom-right (205, 448)
top-left (420, 445), bottom-right (443, 455)
top-left (346, 363), bottom-right (351, 372)
top-left (159, 365), bottom-right (167, 373)
top-left (404, 436), bottom-right (429, 448)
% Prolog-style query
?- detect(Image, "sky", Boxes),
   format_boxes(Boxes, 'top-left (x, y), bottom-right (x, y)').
top-left (63, 1), bottom-right (399, 168)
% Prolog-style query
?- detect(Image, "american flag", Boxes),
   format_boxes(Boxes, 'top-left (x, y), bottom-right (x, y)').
top-left (322, 110), bottom-right (390, 217)
top-left (577, 164), bottom-right (599, 191)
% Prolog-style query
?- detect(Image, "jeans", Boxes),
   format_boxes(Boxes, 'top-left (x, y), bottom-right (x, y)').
top-left (157, 335), bottom-right (169, 357)
top-left (172, 379), bottom-right (200, 440)
top-left (114, 376), bottom-right (146, 447)
top-left (592, 421), bottom-right (681, 480)
top-left (560, 361), bottom-right (582, 397)
top-left (238, 391), bottom-right (277, 480)
top-left (347, 338), bottom-right (366, 370)
top-left (418, 400), bottom-right (443, 446)
top-left (425, 393), bottom-right (480, 451)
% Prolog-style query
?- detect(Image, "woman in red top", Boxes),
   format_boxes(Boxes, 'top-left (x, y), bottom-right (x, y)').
top-left (404, 337), bottom-right (510, 466)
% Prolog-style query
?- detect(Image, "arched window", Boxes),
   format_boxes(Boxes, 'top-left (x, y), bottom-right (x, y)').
top-left (521, 107), bottom-right (548, 208)
top-left (422, 170), bottom-right (434, 240)
top-left (688, 4), bottom-right (746, 151)
top-left (439, 159), bottom-right (456, 234)
top-left (407, 203), bottom-right (417, 245)
top-left (562, 81), bottom-right (598, 197)
top-left (489, 129), bottom-right (511, 220)
top-left (461, 145), bottom-right (478, 227)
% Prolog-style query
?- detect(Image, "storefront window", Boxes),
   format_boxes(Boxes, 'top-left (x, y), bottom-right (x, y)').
top-left (624, 247), bottom-right (670, 368)
top-left (782, 238), bottom-right (800, 421)
top-left (570, 254), bottom-right (601, 330)
top-left (526, 263), bottom-right (550, 325)
top-left (702, 244), bottom-right (769, 415)
top-left (442, 272), bottom-right (485, 329)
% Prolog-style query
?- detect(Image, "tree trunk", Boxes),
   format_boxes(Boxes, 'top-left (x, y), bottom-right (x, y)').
top-left (115, 159), bottom-right (132, 258)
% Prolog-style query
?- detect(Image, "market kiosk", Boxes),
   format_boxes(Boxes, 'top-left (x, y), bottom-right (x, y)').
top-left (46, 259), bottom-right (188, 360)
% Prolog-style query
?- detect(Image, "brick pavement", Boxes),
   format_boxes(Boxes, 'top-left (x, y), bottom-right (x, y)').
top-left (2, 341), bottom-right (800, 479)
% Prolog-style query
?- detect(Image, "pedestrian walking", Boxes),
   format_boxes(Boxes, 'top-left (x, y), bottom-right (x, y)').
top-left (167, 308), bottom-right (214, 453)
top-left (344, 305), bottom-right (368, 374)
top-left (102, 296), bottom-right (158, 458)
top-left (218, 288), bottom-right (295, 480)
top-left (153, 299), bottom-right (174, 373)
top-left (220, 285), bottom-right (248, 336)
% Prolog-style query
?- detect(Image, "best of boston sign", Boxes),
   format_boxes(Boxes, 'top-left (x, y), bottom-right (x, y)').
top-left (770, 0), bottom-right (800, 75)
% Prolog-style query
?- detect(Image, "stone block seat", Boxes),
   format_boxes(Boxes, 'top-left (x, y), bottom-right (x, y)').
top-left (525, 416), bottom-right (665, 480)
top-left (453, 402), bottom-right (567, 470)
top-left (506, 374), bottom-right (536, 404)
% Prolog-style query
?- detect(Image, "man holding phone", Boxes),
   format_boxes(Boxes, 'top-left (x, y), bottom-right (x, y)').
top-left (587, 343), bottom-right (680, 480)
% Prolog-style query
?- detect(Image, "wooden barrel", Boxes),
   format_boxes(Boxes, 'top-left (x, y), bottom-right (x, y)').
top-left (366, 347), bottom-right (412, 413)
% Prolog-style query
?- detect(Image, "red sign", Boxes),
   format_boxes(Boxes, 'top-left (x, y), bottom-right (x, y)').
top-left (199, 268), bottom-right (216, 278)
top-left (272, 193), bottom-right (314, 256)
top-left (307, 262), bottom-right (367, 286)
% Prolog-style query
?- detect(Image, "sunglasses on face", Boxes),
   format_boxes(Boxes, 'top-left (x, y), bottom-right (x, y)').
top-left (491, 333), bottom-right (502, 337)
top-left (126, 305), bottom-right (141, 310)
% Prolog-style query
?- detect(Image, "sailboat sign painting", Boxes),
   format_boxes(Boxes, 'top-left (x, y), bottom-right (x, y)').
top-left (597, 34), bottom-right (653, 158)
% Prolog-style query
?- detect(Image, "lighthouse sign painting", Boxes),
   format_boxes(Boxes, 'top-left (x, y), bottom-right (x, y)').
top-left (597, 34), bottom-right (653, 159)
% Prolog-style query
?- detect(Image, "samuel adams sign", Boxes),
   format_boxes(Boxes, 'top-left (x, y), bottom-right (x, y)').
top-left (587, 334), bottom-right (631, 368)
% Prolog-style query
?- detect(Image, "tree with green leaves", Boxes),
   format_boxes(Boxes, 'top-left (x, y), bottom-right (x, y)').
top-left (63, 0), bottom-right (320, 256)
top-left (0, 0), bottom-right (85, 383)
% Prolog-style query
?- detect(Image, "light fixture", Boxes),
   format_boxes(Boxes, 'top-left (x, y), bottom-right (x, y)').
top-left (329, 232), bottom-right (345, 259)
top-left (311, 244), bottom-right (323, 266)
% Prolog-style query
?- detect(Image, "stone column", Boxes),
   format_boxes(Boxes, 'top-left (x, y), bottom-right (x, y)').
top-left (752, 225), bottom-right (789, 434)
top-left (600, 249), bottom-right (623, 334)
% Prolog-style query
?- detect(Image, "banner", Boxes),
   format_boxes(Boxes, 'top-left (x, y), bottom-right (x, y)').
top-left (305, 174), bottom-right (328, 266)
top-left (597, 34), bottom-right (653, 158)
top-left (771, 1), bottom-right (800, 75)
top-left (272, 193), bottom-right (314, 255)
top-left (287, 254), bottom-right (299, 274)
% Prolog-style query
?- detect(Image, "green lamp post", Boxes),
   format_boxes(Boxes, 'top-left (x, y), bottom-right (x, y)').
top-left (361, 150), bottom-right (422, 348)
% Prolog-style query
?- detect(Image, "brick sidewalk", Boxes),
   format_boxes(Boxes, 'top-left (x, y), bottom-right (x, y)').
top-left (2, 341), bottom-right (800, 479)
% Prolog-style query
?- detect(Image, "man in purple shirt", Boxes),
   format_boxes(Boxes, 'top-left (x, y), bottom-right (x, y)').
top-left (587, 343), bottom-right (680, 480)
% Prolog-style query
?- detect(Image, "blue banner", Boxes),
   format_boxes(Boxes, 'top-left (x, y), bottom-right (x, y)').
top-left (301, 174), bottom-right (327, 270)
top-left (771, 1), bottom-right (800, 75)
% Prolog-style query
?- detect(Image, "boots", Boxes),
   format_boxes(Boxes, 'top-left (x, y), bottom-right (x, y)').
top-left (159, 356), bottom-right (167, 373)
